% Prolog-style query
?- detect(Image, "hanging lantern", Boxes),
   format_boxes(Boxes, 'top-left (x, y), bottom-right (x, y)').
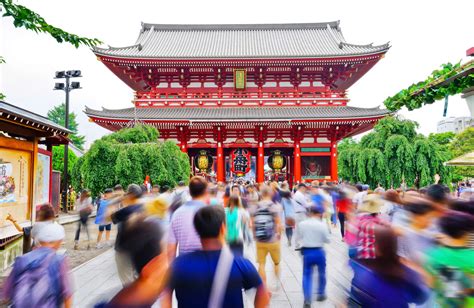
top-left (268, 150), bottom-right (286, 172)
top-left (230, 148), bottom-right (251, 177)
top-left (194, 150), bottom-right (213, 173)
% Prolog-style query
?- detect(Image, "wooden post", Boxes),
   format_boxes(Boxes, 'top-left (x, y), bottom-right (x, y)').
top-left (216, 142), bottom-right (225, 182)
top-left (294, 139), bottom-right (301, 183)
top-left (330, 141), bottom-right (338, 182)
top-left (257, 141), bottom-right (265, 183)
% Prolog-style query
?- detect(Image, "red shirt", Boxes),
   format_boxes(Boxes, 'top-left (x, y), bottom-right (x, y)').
top-left (336, 198), bottom-right (351, 214)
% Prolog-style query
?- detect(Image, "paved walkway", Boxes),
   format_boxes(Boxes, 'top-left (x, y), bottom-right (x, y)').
top-left (72, 230), bottom-right (351, 307)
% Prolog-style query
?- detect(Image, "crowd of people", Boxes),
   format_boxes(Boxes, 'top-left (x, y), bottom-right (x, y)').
top-left (2, 176), bottom-right (474, 307)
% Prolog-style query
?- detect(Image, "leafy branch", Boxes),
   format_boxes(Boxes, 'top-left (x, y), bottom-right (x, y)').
top-left (0, 56), bottom-right (5, 100)
top-left (0, 0), bottom-right (102, 47)
top-left (384, 61), bottom-right (474, 111)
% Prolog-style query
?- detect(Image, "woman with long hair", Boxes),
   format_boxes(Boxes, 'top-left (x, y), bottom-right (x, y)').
top-left (225, 194), bottom-right (248, 255)
top-left (349, 225), bottom-right (429, 307)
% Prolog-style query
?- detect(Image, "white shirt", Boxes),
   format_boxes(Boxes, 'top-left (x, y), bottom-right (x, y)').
top-left (296, 217), bottom-right (330, 248)
top-left (352, 191), bottom-right (367, 209)
top-left (293, 190), bottom-right (309, 213)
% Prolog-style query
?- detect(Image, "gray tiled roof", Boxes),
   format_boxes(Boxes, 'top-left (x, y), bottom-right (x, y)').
top-left (93, 22), bottom-right (389, 59)
top-left (0, 101), bottom-right (71, 134)
top-left (84, 106), bottom-right (391, 121)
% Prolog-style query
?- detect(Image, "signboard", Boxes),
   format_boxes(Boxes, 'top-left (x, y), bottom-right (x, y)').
top-left (34, 151), bottom-right (51, 209)
top-left (234, 69), bottom-right (246, 90)
top-left (230, 148), bottom-right (251, 176)
top-left (0, 149), bottom-right (31, 227)
top-left (301, 156), bottom-right (330, 180)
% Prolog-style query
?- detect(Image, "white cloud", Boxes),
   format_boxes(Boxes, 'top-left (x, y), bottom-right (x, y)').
top-left (1, 0), bottom-right (472, 147)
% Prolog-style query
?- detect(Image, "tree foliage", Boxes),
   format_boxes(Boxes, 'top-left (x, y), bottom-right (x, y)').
top-left (384, 61), bottom-right (474, 111)
top-left (338, 116), bottom-right (453, 189)
top-left (0, 0), bottom-right (101, 47)
top-left (449, 127), bottom-right (474, 178)
top-left (47, 103), bottom-right (85, 150)
top-left (52, 145), bottom-right (78, 177)
top-left (73, 125), bottom-right (190, 196)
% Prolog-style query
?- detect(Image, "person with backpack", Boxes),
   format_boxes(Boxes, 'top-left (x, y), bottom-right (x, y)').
top-left (162, 205), bottom-right (270, 308)
top-left (225, 195), bottom-right (249, 255)
top-left (252, 185), bottom-right (282, 287)
top-left (2, 223), bottom-right (73, 308)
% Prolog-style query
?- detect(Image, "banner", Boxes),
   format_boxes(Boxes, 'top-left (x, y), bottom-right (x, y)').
top-left (34, 152), bottom-right (51, 208)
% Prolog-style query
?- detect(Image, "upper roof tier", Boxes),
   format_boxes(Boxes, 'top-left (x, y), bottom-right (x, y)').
top-left (93, 21), bottom-right (390, 59)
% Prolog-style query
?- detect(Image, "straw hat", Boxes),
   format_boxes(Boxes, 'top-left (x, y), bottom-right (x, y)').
top-left (359, 194), bottom-right (383, 214)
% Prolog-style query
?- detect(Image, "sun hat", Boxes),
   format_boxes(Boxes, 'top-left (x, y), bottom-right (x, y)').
top-left (359, 194), bottom-right (383, 214)
top-left (36, 223), bottom-right (65, 243)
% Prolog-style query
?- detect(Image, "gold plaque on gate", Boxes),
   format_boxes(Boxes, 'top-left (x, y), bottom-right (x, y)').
top-left (234, 69), bottom-right (246, 90)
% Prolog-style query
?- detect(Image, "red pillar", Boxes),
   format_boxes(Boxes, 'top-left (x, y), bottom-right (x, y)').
top-left (257, 141), bottom-right (265, 183)
top-left (294, 140), bottom-right (301, 183)
top-left (330, 141), bottom-right (338, 182)
top-left (217, 142), bottom-right (225, 182)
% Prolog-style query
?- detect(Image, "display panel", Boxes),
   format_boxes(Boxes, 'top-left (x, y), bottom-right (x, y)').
top-left (0, 149), bottom-right (31, 227)
top-left (301, 156), bottom-right (331, 180)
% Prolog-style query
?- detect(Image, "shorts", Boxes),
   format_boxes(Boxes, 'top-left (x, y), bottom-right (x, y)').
top-left (256, 241), bottom-right (281, 265)
top-left (99, 224), bottom-right (112, 232)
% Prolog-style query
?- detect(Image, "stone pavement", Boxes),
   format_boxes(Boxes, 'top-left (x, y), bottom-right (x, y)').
top-left (72, 229), bottom-right (352, 307)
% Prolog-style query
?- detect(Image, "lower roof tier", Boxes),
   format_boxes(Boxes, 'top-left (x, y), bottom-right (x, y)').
top-left (85, 105), bottom-right (390, 122)
top-left (85, 105), bottom-right (391, 140)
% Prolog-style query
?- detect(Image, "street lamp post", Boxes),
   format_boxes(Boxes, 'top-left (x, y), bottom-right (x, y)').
top-left (54, 70), bottom-right (82, 213)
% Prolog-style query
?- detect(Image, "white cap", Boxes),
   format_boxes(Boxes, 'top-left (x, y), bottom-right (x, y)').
top-left (36, 223), bottom-right (65, 242)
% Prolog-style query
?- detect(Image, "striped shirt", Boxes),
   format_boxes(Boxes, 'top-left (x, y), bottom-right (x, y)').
top-left (168, 200), bottom-right (206, 255)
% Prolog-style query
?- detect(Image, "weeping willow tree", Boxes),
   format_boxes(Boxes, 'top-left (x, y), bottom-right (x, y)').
top-left (72, 125), bottom-right (191, 196)
top-left (338, 116), bottom-right (452, 189)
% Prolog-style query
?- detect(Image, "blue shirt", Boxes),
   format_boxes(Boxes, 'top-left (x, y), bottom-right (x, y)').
top-left (95, 199), bottom-right (110, 225)
top-left (169, 250), bottom-right (262, 308)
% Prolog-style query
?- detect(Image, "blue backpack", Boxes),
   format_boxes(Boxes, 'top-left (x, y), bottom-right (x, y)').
top-left (11, 248), bottom-right (64, 308)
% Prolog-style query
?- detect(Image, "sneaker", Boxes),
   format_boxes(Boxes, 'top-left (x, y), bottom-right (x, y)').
top-left (73, 243), bottom-right (79, 250)
top-left (303, 301), bottom-right (311, 308)
top-left (96, 243), bottom-right (103, 249)
top-left (316, 294), bottom-right (327, 302)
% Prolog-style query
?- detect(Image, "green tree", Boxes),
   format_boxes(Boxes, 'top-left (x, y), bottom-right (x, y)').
top-left (47, 103), bottom-right (85, 150)
top-left (449, 127), bottom-right (474, 179)
top-left (52, 145), bottom-right (78, 184)
top-left (0, 0), bottom-right (101, 47)
top-left (76, 125), bottom-right (190, 195)
top-left (0, 0), bottom-right (102, 99)
top-left (338, 116), bottom-right (452, 189)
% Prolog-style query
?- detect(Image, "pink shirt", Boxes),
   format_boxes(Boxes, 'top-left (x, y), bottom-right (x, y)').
top-left (168, 200), bottom-right (205, 255)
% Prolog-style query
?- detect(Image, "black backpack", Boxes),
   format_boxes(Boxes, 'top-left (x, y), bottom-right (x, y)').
top-left (254, 207), bottom-right (275, 242)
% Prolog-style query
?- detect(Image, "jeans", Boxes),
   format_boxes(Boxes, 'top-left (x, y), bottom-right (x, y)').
top-left (338, 212), bottom-right (346, 238)
top-left (302, 248), bottom-right (326, 302)
top-left (285, 227), bottom-right (293, 242)
top-left (74, 214), bottom-right (90, 242)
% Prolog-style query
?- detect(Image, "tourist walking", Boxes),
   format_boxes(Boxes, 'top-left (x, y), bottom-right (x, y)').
top-left (252, 185), bottom-right (282, 287)
top-left (280, 189), bottom-right (296, 246)
top-left (293, 183), bottom-right (309, 249)
top-left (168, 176), bottom-right (208, 260)
top-left (110, 184), bottom-right (145, 286)
top-left (296, 204), bottom-right (330, 306)
top-left (102, 218), bottom-right (167, 307)
top-left (349, 225), bottom-right (429, 307)
top-left (74, 189), bottom-right (93, 250)
top-left (225, 194), bottom-right (248, 255)
top-left (95, 188), bottom-right (114, 249)
top-left (2, 223), bottom-right (73, 308)
top-left (163, 206), bottom-right (270, 308)
top-left (336, 190), bottom-right (351, 240)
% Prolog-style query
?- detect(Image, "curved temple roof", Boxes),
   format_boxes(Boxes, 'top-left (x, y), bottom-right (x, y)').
top-left (85, 105), bottom-right (391, 122)
top-left (93, 21), bottom-right (390, 59)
